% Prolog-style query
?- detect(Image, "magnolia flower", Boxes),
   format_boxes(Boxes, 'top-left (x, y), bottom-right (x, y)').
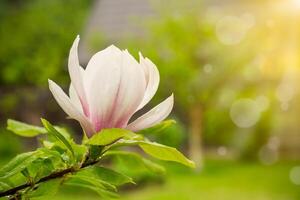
top-left (48, 36), bottom-right (173, 137)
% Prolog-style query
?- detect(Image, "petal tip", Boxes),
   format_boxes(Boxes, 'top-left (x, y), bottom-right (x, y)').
top-left (166, 93), bottom-right (174, 110)
top-left (75, 35), bottom-right (80, 43)
top-left (170, 93), bottom-right (174, 99)
top-left (48, 80), bottom-right (59, 93)
top-left (139, 52), bottom-right (144, 62)
top-left (48, 79), bottom-right (54, 85)
top-left (104, 44), bottom-right (122, 55)
top-left (170, 94), bottom-right (174, 108)
top-left (107, 44), bottom-right (119, 50)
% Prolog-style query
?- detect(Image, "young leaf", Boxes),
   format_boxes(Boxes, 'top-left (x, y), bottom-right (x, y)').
top-left (21, 168), bottom-right (31, 180)
top-left (89, 145), bottom-right (104, 160)
top-left (114, 140), bottom-right (195, 168)
top-left (72, 143), bottom-right (88, 164)
top-left (87, 128), bottom-right (134, 146)
top-left (38, 147), bottom-right (62, 160)
top-left (104, 151), bottom-right (165, 174)
top-left (38, 147), bottom-right (68, 170)
top-left (138, 120), bottom-right (176, 135)
top-left (68, 175), bottom-right (117, 192)
top-left (26, 157), bottom-right (56, 182)
top-left (0, 151), bottom-right (41, 179)
top-left (0, 181), bottom-right (10, 191)
top-left (27, 178), bottom-right (62, 199)
top-left (77, 166), bottom-right (134, 186)
top-left (65, 176), bottom-right (119, 198)
top-left (138, 142), bottom-right (195, 168)
top-left (54, 127), bottom-right (71, 140)
top-left (7, 119), bottom-right (46, 137)
top-left (41, 118), bottom-right (74, 157)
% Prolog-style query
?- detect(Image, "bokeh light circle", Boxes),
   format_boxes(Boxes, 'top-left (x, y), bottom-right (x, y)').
top-left (290, 166), bottom-right (300, 185)
top-left (256, 95), bottom-right (270, 112)
top-left (259, 145), bottom-right (278, 165)
top-left (215, 15), bottom-right (249, 45)
top-left (203, 64), bottom-right (213, 74)
top-left (230, 98), bottom-right (261, 128)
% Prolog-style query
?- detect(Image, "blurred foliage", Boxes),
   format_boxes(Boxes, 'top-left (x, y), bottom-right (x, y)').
top-left (0, 6), bottom-right (91, 198)
top-left (0, 128), bottom-right (23, 166)
top-left (121, 0), bottom-right (300, 160)
top-left (0, 0), bottom-right (91, 86)
top-left (0, 0), bottom-right (92, 164)
top-left (121, 160), bottom-right (300, 200)
top-left (0, 0), bottom-right (300, 199)
top-left (154, 120), bottom-right (187, 149)
top-left (51, 159), bottom-right (300, 200)
top-left (0, 0), bottom-right (299, 167)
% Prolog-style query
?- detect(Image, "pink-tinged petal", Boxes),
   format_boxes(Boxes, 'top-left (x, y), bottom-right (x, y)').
top-left (68, 36), bottom-right (89, 117)
top-left (48, 80), bottom-right (94, 135)
top-left (84, 45), bottom-right (123, 131)
top-left (127, 94), bottom-right (174, 132)
top-left (137, 53), bottom-right (160, 110)
top-left (108, 50), bottom-right (147, 128)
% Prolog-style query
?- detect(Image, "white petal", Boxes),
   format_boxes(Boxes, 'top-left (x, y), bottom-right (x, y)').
top-left (68, 36), bottom-right (89, 116)
top-left (84, 45), bottom-right (123, 131)
top-left (127, 94), bottom-right (174, 132)
top-left (69, 84), bottom-right (82, 114)
top-left (108, 50), bottom-right (147, 128)
top-left (48, 80), bottom-right (94, 135)
top-left (137, 53), bottom-right (160, 110)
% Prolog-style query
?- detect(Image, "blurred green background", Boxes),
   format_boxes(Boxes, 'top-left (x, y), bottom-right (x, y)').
top-left (0, 0), bottom-right (300, 199)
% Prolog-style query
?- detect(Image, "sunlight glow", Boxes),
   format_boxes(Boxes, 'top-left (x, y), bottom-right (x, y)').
top-left (291, 0), bottom-right (300, 9)
top-left (275, 0), bottom-right (300, 13)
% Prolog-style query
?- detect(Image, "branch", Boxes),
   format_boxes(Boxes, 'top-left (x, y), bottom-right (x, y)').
top-left (0, 159), bottom-right (99, 198)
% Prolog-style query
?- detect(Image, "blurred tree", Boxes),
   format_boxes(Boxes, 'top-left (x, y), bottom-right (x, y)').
top-left (123, 0), bottom-right (282, 167)
top-left (0, 0), bottom-right (93, 128)
top-left (0, 0), bottom-right (91, 86)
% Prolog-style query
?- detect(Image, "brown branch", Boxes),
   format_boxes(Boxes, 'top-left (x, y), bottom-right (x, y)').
top-left (0, 159), bottom-right (99, 198)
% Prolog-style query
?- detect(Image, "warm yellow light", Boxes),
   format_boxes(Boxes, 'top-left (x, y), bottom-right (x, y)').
top-left (292, 0), bottom-right (300, 7)
top-left (273, 0), bottom-right (300, 14)
top-left (291, 0), bottom-right (300, 10)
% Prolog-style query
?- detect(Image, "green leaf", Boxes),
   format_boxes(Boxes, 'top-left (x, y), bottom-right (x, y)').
top-left (77, 166), bottom-right (134, 186)
top-left (27, 178), bottom-right (61, 199)
top-left (104, 151), bottom-right (165, 174)
top-left (138, 120), bottom-right (176, 135)
top-left (0, 181), bottom-right (11, 191)
top-left (68, 175), bottom-right (117, 192)
top-left (26, 156), bottom-right (56, 182)
top-left (54, 127), bottom-right (71, 140)
top-left (38, 147), bottom-right (68, 169)
top-left (38, 147), bottom-right (62, 160)
top-left (0, 151), bottom-right (41, 179)
top-left (139, 142), bottom-right (195, 168)
top-left (65, 175), bottom-right (119, 198)
top-left (115, 140), bottom-right (195, 168)
top-left (142, 158), bottom-right (166, 174)
top-left (87, 128), bottom-right (134, 146)
top-left (7, 119), bottom-right (46, 137)
top-left (72, 143), bottom-right (88, 164)
top-left (89, 145), bottom-right (103, 160)
top-left (21, 168), bottom-right (31, 179)
top-left (41, 118), bottom-right (74, 157)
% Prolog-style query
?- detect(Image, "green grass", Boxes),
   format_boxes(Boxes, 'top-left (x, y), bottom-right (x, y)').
top-left (52, 159), bottom-right (300, 200)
